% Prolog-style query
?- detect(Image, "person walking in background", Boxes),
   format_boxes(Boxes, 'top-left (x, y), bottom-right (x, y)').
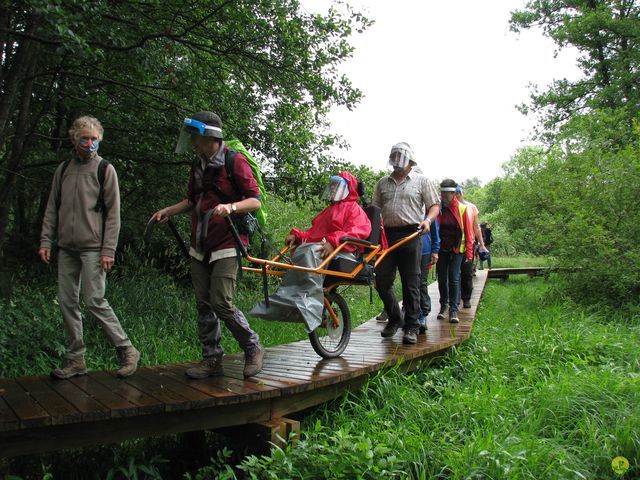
top-left (39, 116), bottom-right (140, 380)
top-left (436, 179), bottom-right (474, 323)
top-left (479, 222), bottom-right (493, 270)
top-left (151, 111), bottom-right (264, 378)
top-left (418, 217), bottom-right (440, 334)
top-left (455, 185), bottom-right (486, 308)
top-left (373, 142), bottom-right (440, 344)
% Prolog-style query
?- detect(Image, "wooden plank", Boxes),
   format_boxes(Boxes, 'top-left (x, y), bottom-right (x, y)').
top-left (116, 371), bottom-right (191, 412)
top-left (0, 378), bottom-right (50, 428)
top-left (68, 375), bottom-right (139, 418)
top-left (88, 371), bottom-right (164, 414)
top-left (45, 378), bottom-right (109, 422)
top-left (149, 365), bottom-right (248, 405)
top-left (0, 398), bottom-right (272, 458)
top-left (271, 376), bottom-right (368, 418)
top-left (15, 376), bottom-right (81, 425)
top-left (0, 396), bottom-right (19, 432)
top-left (134, 367), bottom-right (215, 409)
top-left (0, 268), bottom-right (492, 458)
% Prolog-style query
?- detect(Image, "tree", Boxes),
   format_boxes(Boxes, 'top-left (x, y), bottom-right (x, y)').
top-left (511, 0), bottom-right (640, 135)
top-left (0, 0), bottom-right (371, 257)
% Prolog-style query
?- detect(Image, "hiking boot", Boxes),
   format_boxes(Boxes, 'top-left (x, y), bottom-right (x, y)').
top-left (51, 356), bottom-right (87, 380)
top-left (449, 311), bottom-right (460, 323)
top-left (376, 309), bottom-right (388, 323)
top-left (402, 329), bottom-right (418, 345)
top-left (186, 356), bottom-right (224, 379)
top-left (436, 305), bottom-right (448, 320)
top-left (381, 322), bottom-right (400, 338)
top-left (116, 346), bottom-right (140, 378)
top-left (244, 344), bottom-right (264, 378)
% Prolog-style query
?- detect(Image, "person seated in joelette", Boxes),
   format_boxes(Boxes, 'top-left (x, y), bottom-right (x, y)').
top-left (251, 171), bottom-right (371, 331)
top-left (286, 171), bottom-right (372, 258)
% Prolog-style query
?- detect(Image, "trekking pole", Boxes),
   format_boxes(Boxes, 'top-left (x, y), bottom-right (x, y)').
top-left (144, 218), bottom-right (190, 259)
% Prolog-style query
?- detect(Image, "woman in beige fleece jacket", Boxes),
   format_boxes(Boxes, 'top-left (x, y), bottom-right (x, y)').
top-left (39, 116), bottom-right (140, 379)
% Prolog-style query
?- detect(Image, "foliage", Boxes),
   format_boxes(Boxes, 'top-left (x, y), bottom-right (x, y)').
top-left (492, 110), bottom-right (640, 304)
top-left (200, 277), bottom-right (639, 479)
top-left (106, 454), bottom-right (168, 480)
top-left (511, 0), bottom-right (640, 136)
top-left (0, 0), bottom-right (372, 259)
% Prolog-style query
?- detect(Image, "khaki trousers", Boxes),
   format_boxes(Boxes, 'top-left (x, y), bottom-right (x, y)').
top-left (191, 256), bottom-right (259, 358)
top-left (58, 249), bottom-right (131, 359)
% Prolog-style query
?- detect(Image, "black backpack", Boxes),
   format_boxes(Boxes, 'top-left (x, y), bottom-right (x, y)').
top-left (55, 158), bottom-right (110, 214)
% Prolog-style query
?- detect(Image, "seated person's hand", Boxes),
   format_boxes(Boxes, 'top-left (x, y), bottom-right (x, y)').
top-left (285, 234), bottom-right (296, 246)
top-left (320, 240), bottom-right (334, 258)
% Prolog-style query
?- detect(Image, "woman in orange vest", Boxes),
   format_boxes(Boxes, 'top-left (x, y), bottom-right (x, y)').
top-left (435, 179), bottom-right (474, 323)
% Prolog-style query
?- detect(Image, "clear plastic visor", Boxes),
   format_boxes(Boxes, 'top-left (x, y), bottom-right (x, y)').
top-left (175, 118), bottom-right (223, 154)
top-left (389, 150), bottom-right (412, 169)
top-left (321, 176), bottom-right (349, 202)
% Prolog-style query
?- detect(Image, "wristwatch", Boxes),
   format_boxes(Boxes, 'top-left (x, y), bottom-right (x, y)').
top-left (231, 203), bottom-right (237, 213)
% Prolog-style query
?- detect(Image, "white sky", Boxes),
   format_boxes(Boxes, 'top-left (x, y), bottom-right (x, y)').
top-left (302, 0), bottom-right (583, 184)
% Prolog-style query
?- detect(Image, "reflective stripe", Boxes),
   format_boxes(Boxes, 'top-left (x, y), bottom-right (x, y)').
top-left (458, 203), bottom-right (467, 253)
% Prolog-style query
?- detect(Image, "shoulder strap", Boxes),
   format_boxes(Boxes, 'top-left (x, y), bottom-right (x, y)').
top-left (94, 159), bottom-right (110, 213)
top-left (224, 149), bottom-right (241, 197)
top-left (55, 160), bottom-right (71, 210)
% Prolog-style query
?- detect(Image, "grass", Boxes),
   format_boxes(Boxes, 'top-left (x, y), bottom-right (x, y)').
top-left (486, 254), bottom-right (554, 268)
top-left (228, 276), bottom-right (640, 479)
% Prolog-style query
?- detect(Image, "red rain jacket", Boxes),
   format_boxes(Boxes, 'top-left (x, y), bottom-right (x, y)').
top-left (290, 171), bottom-right (371, 253)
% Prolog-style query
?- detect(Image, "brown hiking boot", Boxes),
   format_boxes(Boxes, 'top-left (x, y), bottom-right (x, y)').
top-left (185, 356), bottom-right (224, 379)
top-left (51, 356), bottom-right (88, 380)
top-left (243, 344), bottom-right (264, 378)
top-left (116, 346), bottom-right (140, 378)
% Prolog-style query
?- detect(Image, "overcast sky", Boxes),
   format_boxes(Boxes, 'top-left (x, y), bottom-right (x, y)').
top-left (302, 0), bottom-right (582, 184)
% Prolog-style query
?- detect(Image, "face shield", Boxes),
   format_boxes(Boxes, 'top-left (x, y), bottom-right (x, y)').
top-left (175, 117), bottom-right (223, 154)
top-left (440, 186), bottom-right (456, 205)
top-left (388, 143), bottom-right (415, 170)
top-left (321, 176), bottom-right (350, 202)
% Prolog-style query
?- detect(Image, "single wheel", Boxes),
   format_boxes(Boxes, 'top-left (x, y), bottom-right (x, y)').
top-left (309, 291), bottom-right (351, 358)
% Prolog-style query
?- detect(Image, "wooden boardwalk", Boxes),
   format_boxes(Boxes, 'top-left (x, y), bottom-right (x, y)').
top-left (0, 270), bottom-right (489, 458)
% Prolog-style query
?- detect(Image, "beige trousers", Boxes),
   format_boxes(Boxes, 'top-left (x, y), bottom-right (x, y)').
top-left (58, 249), bottom-right (131, 359)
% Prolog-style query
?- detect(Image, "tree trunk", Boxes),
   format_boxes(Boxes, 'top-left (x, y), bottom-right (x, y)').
top-left (0, 15), bottom-right (39, 162)
top-left (0, 40), bottom-right (38, 255)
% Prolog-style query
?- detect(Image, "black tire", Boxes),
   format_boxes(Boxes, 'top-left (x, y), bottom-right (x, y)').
top-left (309, 291), bottom-right (351, 358)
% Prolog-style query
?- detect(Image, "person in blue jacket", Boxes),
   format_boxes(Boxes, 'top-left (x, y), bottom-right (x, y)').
top-left (418, 218), bottom-right (440, 333)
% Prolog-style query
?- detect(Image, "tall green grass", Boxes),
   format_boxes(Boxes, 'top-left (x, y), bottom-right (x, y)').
top-left (226, 277), bottom-right (639, 479)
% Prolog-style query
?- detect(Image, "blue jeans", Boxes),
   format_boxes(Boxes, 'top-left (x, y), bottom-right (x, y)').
top-left (419, 253), bottom-right (432, 315)
top-left (436, 251), bottom-right (463, 314)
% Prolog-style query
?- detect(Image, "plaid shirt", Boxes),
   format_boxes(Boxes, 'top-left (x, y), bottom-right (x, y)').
top-left (373, 171), bottom-right (440, 227)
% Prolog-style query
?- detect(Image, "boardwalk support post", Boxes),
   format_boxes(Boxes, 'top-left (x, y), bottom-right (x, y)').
top-left (216, 417), bottom-right (300, 451)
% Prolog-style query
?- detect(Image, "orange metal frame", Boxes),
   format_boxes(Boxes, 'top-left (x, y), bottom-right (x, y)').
top-left (241, 230), bottom-right (422, 284)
